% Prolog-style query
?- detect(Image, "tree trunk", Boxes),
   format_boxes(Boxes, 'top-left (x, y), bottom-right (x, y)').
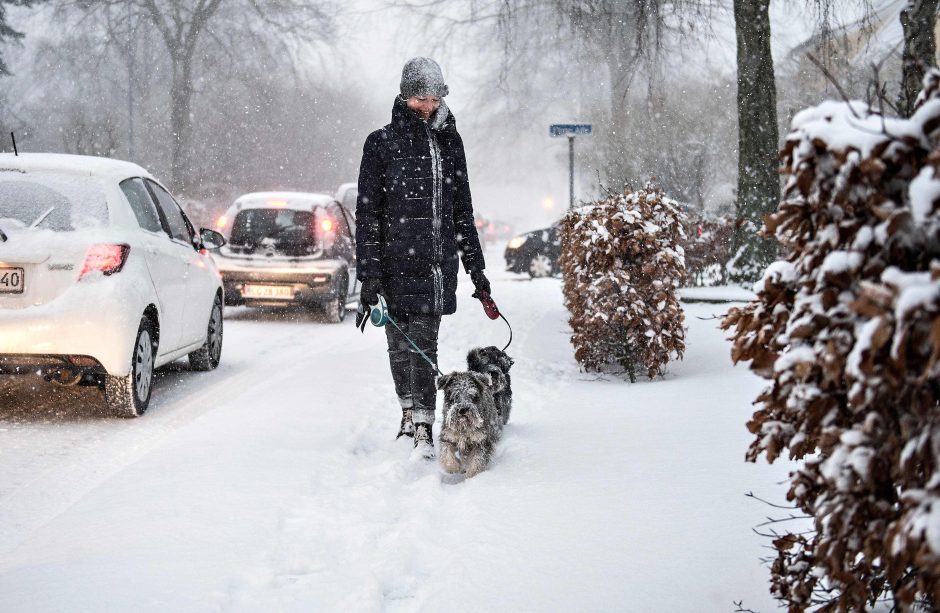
top-left (169, 57), bottom-right (194, 192)
top-left (898, 0), bottom-right (940, 118)
top-left (141, 0), bottom-right (223, 192)
top-left (602, 10), bottom-right (635, 188)
top-left (730, 0), bottom-right (779, 283)
top-left (605, 50), bottom-right (631, 186)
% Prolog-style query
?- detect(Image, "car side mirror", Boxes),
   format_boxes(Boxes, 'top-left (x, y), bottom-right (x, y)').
top-left (200, 228), bottom-right (226, 250)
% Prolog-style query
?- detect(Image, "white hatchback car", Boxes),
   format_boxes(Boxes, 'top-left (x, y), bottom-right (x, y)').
top-left (0, 153), bottom-right (226, 417)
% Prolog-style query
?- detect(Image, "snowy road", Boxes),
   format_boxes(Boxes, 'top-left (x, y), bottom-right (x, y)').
top-left (0, 250), bottom-right (794, 612)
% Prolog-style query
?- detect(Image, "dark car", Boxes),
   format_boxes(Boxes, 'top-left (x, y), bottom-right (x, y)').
top-left (212, 192), bottom-right (358, 322)
top-left (504, 223), bottom-right (561, 278)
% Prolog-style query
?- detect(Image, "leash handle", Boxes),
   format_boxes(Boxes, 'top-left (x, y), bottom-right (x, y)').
top-left (477, 291), bottom-right (513, 352)
top-left (477, 291), bottom-right (500, 320)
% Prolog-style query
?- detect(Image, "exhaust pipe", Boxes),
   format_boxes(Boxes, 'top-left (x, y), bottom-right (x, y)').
top-left (43, 367), bottom-right (82, 386)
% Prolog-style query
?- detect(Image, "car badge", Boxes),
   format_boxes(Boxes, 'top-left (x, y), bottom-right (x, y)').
top-left (48, 263), bottom-right (74, 271)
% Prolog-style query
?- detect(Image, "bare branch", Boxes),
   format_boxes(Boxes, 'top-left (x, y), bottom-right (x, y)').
top-left (806, 52), bottom-right (860, 118)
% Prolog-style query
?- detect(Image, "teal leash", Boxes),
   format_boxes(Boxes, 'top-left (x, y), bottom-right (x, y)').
top-left (362, 291), bottom-right (511, 375)
top-left (385, 313), bottom-right (445, 377)
top-left (366, 295), bottom-right (444, 377)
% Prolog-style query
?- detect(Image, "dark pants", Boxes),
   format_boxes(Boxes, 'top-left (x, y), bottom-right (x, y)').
top-left (385, 313), bottom-right (441, 425)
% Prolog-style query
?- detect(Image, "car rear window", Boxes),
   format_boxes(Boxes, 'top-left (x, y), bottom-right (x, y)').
top-left (0, 170), bottom-right (108, 231)
top-left (229, 207), bottom-right (320, 256)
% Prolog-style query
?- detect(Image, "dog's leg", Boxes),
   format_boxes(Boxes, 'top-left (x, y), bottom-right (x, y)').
top-left (439, 441), bottom-right (461, 474)
top-left (492, 394), bottom-right (508, 426)
top-left (463, 443), bottom-right (492, 478)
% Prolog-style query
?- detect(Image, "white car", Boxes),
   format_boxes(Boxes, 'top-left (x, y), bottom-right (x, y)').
top-left (0, 153), bottom-right (226, 417)
top-left (213, 191), bottom-right (358, 322)
top-left (334, 182), bottom-right (357, 213)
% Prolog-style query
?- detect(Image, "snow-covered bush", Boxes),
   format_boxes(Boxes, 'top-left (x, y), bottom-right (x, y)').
top-left (559, 185), bottom-right (686, 381)
top-left (682, 210), bottom-right (734, 287)
top-left (722, 72), bottom-right (940, 610)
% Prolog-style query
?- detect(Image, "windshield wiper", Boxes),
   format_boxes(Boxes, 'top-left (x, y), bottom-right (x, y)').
top-left (30, 206), bottom-right (55, 228)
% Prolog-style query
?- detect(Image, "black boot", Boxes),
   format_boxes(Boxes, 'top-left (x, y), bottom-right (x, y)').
top-left (396, 409), bottom-right (415, 439)
top-left (412, 422), bottom-right (434, 459)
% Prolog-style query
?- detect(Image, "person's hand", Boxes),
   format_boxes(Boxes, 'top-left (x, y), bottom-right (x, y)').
top-left (360, 279), bottom-right (381, 306)
top-left (470, 270), bottom-right (491, 299)
top-left (355, 279), bottom-right (382, 332)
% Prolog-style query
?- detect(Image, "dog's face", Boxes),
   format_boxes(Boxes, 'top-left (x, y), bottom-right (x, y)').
top-left (467, 346), bottom-right (514, 374)
top-left (437, 371), bottom-right (492, 429)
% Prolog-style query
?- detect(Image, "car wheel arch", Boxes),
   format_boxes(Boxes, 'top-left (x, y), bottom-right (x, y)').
top-left (143, 304), bottom-right (160, 350)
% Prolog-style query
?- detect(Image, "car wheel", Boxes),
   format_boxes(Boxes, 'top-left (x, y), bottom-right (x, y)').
top-left (528, 253), bottom-right (553, 278)
top-left (104, 317), bottom-right (156, 418)
top-left (189, 295), bottom-right (223, 371)
top-left (323, 277), bottom-right (348, 324)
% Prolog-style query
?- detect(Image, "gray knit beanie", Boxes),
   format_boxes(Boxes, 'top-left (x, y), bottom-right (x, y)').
top-left (400, 57), bottom-right (449, 98)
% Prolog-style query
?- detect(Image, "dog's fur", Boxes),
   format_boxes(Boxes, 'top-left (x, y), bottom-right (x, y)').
top-left (466, 346), bottom-right (514, 425)
top-left (437, 370), bottom-right (505, 477)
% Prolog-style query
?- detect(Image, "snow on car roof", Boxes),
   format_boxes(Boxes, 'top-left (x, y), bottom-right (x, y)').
top-left (232, 191), bottom-right (336, 211)
top-left (334, 182), bottom-right (356, 198)
top-left (0, 152), bottom-right (152, 181)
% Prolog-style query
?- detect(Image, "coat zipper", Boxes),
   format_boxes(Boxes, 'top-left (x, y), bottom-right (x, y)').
top-left (425, 124), bottom-right (444, 312)
top-left (433, 264), bottom-right (443, 313)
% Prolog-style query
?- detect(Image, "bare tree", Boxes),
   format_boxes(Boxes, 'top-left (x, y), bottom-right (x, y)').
top-left (142, 0), bottom-right (222, 190)
top-left (0, 0), bottom-right (45, 76)
top-left (66, 0), bottom-right (336, 190)
top-left (898, 0), bottom-right (939, 117)
top-left (394, 0), bottom-right (721, 201)
top-left (61, 104), bottom-right (120, 156)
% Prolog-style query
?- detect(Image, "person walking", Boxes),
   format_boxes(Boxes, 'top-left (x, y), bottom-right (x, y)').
top-left (355, 57), bottom-right (490, 459)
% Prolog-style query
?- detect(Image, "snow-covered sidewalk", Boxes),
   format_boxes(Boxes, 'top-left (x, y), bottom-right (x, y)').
top-left (0, 254), bottom-right (793, 612)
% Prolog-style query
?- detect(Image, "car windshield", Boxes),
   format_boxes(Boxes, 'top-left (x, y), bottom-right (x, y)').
top-left (229, 207), bottom-right (319, 256)
top-left (0, 170), bottom-right (108, 232)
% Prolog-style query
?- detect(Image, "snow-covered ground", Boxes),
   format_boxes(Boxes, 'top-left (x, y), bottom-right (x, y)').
top-left (0, 247), bottom-right (794, 612)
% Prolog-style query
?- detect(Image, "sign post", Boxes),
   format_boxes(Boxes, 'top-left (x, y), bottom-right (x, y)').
top-left (550, 123), bottom-right (592, 209)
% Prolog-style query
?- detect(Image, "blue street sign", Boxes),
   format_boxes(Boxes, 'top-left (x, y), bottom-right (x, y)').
top-left (549, 123), bottom-right (592, 137)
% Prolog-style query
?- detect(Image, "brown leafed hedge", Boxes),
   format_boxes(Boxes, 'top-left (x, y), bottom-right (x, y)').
top-left (682, 210), bottom-right (734, 287)
top-left (722, 72), bottom-right (940, 610)
top-left (559, 185), bottom-right (686, 381)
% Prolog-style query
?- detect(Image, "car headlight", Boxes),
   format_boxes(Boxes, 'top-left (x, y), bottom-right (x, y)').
top-left (507, 236), bottom-right (527, 249)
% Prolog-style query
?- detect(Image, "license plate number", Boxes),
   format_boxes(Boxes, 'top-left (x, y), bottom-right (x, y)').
top-left (242, 284), bottom-right (293, 299)
top-left (0, 267), bottom-right (24, 294)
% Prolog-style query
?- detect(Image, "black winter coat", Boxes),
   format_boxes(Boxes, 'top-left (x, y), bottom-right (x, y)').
top-left (356, 97), bottom-right (485, 315)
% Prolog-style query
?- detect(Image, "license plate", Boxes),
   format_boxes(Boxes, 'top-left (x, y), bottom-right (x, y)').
top-left (0, 267), bottom-right (24, 294)
top-left (242, 284), bottom-right (293, 299)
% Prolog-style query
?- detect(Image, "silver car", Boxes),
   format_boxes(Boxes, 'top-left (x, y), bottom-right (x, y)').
top-left (213, 192), bottom-right (358, 322)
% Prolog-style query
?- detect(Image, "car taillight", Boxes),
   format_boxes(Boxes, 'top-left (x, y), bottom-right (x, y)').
top-left (216, 215), bottom-right (227, 229)
top-left (80, 244), bottom-right (130, 279)
top-left (320, 218), bottom-right (334, 233)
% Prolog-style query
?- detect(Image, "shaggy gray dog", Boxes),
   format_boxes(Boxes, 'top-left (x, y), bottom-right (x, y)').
top-left (437, 370), bottom-right (505, 477)
top-left (466, 346), bottom-right (514, 425)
